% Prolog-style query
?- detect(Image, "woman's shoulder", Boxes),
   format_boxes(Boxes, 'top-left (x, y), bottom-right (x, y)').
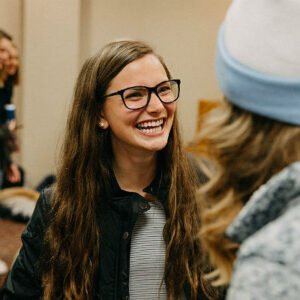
top-left (26, 187), bottom-right (54, 234)
top-left (36, 187), bottom-right (53, 212)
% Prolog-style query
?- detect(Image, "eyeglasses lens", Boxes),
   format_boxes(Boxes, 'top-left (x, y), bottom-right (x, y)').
top-left (157, 80), bottom-right (179, 103)
top-left (123, 80), bottom-right (179, 110)
top-left (123, 87), bottom-right (148, 110)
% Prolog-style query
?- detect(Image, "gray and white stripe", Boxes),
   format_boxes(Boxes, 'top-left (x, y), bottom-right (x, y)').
top-left (129, 200), bottom-right (167, 300)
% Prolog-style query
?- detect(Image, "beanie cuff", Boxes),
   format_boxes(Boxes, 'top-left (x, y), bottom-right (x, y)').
top-left (216, 25), bottom-right (300, 125)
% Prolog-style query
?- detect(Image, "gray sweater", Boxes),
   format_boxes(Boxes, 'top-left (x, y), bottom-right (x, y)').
top-left (226, 162), bottom-right (300, 300)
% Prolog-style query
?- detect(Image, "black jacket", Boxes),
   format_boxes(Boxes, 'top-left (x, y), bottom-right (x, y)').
top-left (0, 125), bottom-right (11, 171)
top-left (0, 83), bottom-right (13, 125)
top-left (1, 167), bottom-right (216, 300)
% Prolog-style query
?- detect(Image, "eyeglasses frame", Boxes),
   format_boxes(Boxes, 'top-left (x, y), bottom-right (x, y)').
top-left (103, 79), bottom-right (181, 110)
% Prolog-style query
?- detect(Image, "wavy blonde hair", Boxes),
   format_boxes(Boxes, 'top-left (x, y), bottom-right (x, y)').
top-left (197, 99), bottom-right (300, 286)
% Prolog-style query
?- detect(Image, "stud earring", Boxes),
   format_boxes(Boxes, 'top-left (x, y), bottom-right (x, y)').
top-left (99, 121), bottom-right (105, 129)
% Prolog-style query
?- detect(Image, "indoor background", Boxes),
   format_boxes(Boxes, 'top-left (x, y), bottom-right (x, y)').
top-left (0, 0), bottom-right (231, 187)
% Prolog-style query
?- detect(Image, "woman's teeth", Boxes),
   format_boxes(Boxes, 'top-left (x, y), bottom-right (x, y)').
top-left (136, 119), bottom-right (164, 133)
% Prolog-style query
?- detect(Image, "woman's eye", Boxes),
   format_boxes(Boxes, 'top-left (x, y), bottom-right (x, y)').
top-left (124, 88), bottom-right (147, 100)
top-left (158, 85), bottom-right (171, 94)
top-left (125, 92), bottom-right (143, 99)
top-left (124, 89), bottom-right (147, 100)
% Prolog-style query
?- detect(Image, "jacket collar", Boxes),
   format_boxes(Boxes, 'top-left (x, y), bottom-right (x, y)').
top-left (108, 166), bottom-right (170, 206)
top-left (226, 162), bottom-right (300, 244)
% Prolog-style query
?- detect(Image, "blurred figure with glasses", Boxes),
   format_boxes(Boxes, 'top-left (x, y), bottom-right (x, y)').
top-left (0, 29), bottom-right (13, 123)
top-left (0, 29), bottom-right (24, 190)
top-left (2, 40), bottom-right (221, 300)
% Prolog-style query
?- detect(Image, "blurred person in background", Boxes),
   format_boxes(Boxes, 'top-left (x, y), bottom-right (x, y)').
top-left (0, 29), bottom-right (23, 189)
top-left (0, 29), bottom-right (13, 121)
top-left (197, 0), bottom-right (300, 299)
top-left (3, 42), bottom-right (20, 102)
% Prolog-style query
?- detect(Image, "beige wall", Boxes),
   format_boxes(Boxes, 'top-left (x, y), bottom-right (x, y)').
top-left (0, 0), bottom-right (22, 43)
top-left (20, 0), bottom-right (81, 186)
top-left (1, 0), bottom-right (231, 187)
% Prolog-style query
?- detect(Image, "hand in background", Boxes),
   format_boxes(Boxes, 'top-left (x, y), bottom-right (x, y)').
top-left (7, 119), bottom-right (17, 132)
top-left (6, 163), bottom-right (21, 183)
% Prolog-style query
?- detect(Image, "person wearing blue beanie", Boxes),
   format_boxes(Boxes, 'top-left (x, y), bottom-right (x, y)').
top-left (198, 0), bottom-right (300, 299)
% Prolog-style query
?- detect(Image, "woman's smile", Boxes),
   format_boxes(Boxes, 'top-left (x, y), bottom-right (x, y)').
top-left (136, 118), bottom-right (164, 135)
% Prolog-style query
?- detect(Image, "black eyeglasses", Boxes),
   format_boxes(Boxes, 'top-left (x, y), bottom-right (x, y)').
top-left (103, 79), bottom-right (181, 110)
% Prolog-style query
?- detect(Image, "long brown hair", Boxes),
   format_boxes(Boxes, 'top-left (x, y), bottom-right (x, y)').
top-left (42, 40), bottom-right (206, 299)
top-left (198, 99), bottom-right (300, 286)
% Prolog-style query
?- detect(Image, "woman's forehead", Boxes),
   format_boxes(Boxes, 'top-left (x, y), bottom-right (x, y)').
top-left (108, 54), bottom-right (168, 91)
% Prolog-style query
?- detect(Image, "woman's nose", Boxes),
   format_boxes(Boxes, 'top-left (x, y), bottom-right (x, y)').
top-left (146, 92), bottom-right (164, 113)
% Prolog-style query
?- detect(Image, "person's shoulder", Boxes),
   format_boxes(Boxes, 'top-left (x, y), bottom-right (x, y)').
top-left (239, 197), bottom-right (300, 267)
top-left (36, 186), bottom-right (54, 211)
top-left (26, 187), bottom-right (55, 233)
top-left (228, 200), bottom-right (300, 299)
top-left (271, 197), bottom-right (300, 250)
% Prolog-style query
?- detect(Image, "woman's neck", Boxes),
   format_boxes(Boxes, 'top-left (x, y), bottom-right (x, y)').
top-left (113, 150), bottom-right (157, 195)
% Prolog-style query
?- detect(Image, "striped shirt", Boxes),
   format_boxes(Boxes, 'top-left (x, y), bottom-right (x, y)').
top-left (129, 200), bottom-right (167, 299)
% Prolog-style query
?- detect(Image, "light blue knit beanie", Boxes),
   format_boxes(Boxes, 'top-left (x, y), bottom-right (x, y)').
top-left (216, 0), bottom-right (300, 125)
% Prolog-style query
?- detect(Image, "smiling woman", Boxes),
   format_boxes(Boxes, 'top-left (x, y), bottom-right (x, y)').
top-left (1, 40), bottom-right (222, 300)
top-left (100, 54), bottom-right (177, 156)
